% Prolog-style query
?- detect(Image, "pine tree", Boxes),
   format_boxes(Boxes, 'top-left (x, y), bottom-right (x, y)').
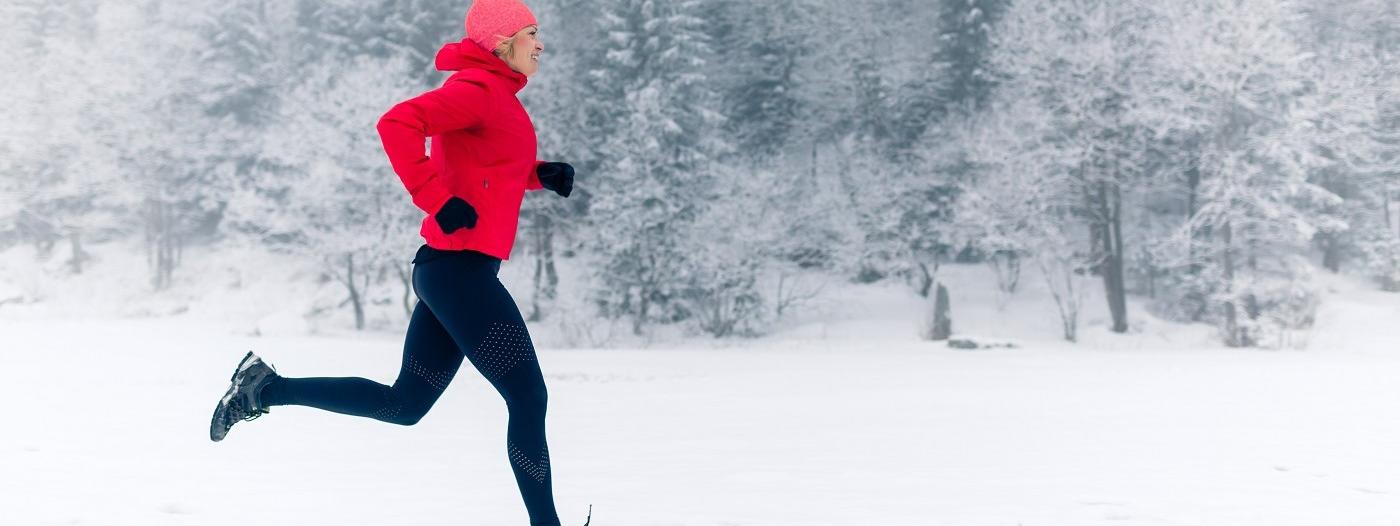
top-left (708, 0), bottom-right (820, 159)
top-left (1302, 0), bottom-right (1400, 288)
top-left (582, 0), bottom-right (731, 335)
top-left (1151, 0), bottom-right (1333, 347)
top-left (934, 0), bottom-right (1008, 111)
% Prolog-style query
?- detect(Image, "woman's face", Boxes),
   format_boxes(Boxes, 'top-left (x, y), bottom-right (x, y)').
top-left (499, 25), bottom-right (543, 77)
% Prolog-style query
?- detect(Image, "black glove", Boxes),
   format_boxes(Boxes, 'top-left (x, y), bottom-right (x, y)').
top-left (434, 196), bottom-right (478, 234)
top-left (536, 162), bottom-right (574, 198)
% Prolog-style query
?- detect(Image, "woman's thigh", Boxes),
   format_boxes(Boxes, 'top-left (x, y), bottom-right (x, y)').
top-left (395, 298), bottom-right (465, 396)
top-left (412, 253), bottom-right (543, 394)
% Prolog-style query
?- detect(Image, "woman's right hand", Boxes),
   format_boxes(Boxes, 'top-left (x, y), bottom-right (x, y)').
top-left (433, 196), bottom-right (479, 233)
top-left (536, 162), bottom-right (574, 198)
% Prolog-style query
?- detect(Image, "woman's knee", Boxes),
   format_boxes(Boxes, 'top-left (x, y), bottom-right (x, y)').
top-left (506, 383), bottom-right (548, 415)
top-left (376, 386), bottom-right (436, 426)
top-left (385, 402), bottom-right (432, 426)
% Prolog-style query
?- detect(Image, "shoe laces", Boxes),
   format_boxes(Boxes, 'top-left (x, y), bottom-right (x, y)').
top-left (228, 394), bottom-right (268, 423)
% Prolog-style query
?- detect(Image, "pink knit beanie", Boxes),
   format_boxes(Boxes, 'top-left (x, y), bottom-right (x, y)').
top-left (465, 0), bottom-right (538, 53)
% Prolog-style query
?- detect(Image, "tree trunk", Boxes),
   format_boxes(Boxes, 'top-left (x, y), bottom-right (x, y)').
top-left (529, 216), bottom-right (558, 322)
top-left (634, 289), bottom-right (649, 336)
top-left (1185, 162), bottom-right (1209, 322)
top-left (1221, 222), bottom-right (1243, 347)
top-left (146, 196), bottom-right (179, 290)
top-left (530, 241), bottom-right (544, 322)
top-left (1039, 257), bottom-right (1080, 343)
top-left (397, 261), bottom-right (413, 319)
top-left (915, 261), bottom-right (933, 298)
top-left (1321, 233), bottom-right (1342, 273)
top-left (161, 199), bottom-right (172, 289)
top-left (989, 251), bottom-right (1021, 296)
top-left (1385, 189), bottom-right (1394, 236)
top-left (1186, 163), bottom-right (1201, 275)
top-left (67, 229), bottom-right (88, 274)
top-left (344, 253), bottom-right (365, 331)
top-left (545, 250), bottom-right (559, 299)
top-left (929, 283), bottom-right (952, 340)
top-left (1186, 164), bottom-right (1200, 221)
top-left (1099, 181), bottom-right (1128, 333)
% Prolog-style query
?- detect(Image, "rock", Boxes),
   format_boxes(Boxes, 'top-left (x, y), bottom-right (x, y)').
top-left (948, 338), bottom-right (979, 349)
top-left (947, 338), bottom-right (1018, 350)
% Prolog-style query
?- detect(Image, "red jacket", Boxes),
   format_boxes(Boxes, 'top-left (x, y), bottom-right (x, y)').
top-left (377, 38), bottom-right (547, 261)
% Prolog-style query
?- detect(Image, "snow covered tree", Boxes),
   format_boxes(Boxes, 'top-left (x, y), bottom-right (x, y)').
top-left (1149, 0), bottom-right (1334, 347)
top-left (90, 1), bottom-right (232, 290)
top-left (293, 0), bottom-right (460, 77)
top-left (581, 0), bottom-right (732, 335)
top-left (516, 0), bottom-right (596, 323)
top-left (228, 54), bottom-right (424, 330)
top-left (879, 0), bottom-right (961, 297)
top-left (886, 0), bottom-right (1008, 299)
top-left (1297, 0), bottom-right (1400, 288)
top-left (787, 0), bottom-right (956, 288)
top-left (0, 0), bottom-right (114, 272)
top-left (0, 0), bottom-right (54, 251)
top-left (987, 0), bottom-right (1164, 334)
top-left (198, 0), bottom-right (294, 128)
top-left (707, 0), bottom-right (819, 160)
top-left (934, 0), bottom-right (1008, 112)
top-left (956, 95), bottom-right (1093, 341)
top-left (181, 0), bottom-right (310, 248)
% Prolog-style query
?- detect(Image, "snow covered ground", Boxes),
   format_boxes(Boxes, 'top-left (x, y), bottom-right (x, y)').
top-left (2, 242), bottom-right (1399, 525)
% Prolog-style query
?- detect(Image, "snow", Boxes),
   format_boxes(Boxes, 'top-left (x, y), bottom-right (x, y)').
top-left (2, 242), bottom-right (1400, 525)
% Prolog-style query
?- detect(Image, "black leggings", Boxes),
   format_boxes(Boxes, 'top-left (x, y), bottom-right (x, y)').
top-left (259, 245), bottom-right (559, 526)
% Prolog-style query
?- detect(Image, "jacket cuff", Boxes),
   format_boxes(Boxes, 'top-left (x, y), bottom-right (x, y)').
top-left (415, 185), bottom-right (455, 216)
top-left (526, 160), bottom-right (547, 192)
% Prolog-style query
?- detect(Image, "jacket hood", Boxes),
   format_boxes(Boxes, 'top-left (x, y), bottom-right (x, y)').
top-left (434, 38), bottom-right (528, 93)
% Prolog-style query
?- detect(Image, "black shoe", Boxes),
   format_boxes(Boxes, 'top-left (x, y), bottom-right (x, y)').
top-left (209, 351), bottom-right (278, 442)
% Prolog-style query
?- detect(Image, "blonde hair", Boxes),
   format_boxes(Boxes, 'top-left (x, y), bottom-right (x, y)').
top-left (491, 25), bottom-right (537, 59)
top-left (493, 36), bottom-right (517, 59)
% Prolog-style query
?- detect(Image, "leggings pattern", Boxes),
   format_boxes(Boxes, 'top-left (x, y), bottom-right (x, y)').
top-left (477, 321), bottom-right (538, 383)
top-left (258, 245), bottom-right (560, 526)
top-left (407, 356), bottom-right (455, 390)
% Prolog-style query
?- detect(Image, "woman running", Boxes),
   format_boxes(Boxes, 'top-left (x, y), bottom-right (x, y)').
top-left (209, 1), bottom-right (578, 524)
